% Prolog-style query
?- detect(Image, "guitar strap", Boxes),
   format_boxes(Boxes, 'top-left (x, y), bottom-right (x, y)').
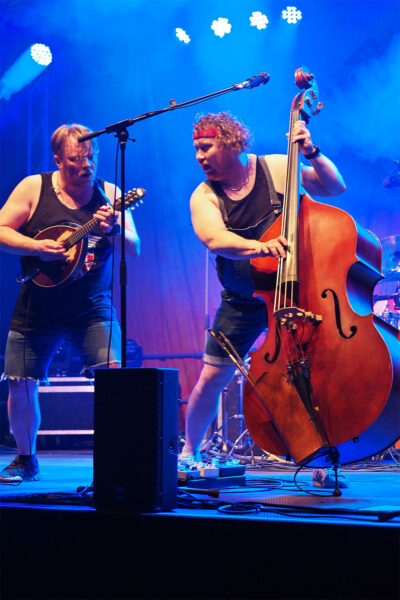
top-left (94, 178), bottom-right (111, 205)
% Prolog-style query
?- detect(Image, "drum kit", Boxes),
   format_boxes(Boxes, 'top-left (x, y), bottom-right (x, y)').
top-left (373, 234), bottom-right (400, 330)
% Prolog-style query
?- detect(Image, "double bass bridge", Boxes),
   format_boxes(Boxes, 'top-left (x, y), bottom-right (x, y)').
top-left (273, 307), bottom-right (322, 330)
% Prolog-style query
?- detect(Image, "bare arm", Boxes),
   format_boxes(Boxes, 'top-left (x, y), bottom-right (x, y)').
top-left (0, 176), bottom-right (68, 260)
top-left (301, 155), bottom-right (346, 197)
top-left (190, 183), bottom-right (286, 260)
top-left (265, 151), bottom-right (346, 199)
top-left (292, 120), bottom-right (346, 197)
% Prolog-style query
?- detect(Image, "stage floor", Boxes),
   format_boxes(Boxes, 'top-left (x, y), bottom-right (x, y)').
top-left (0, 449), bottom-right (399, 600)
top-left (0, 448), bottom-right (399, 525)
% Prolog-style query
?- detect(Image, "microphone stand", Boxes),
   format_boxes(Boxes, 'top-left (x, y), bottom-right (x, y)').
top-left (78, 72), bottom-right (270, 367)
top-left (117, 127), bottom-right (128, 368)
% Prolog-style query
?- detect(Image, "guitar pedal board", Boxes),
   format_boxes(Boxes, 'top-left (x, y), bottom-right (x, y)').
top-left (178, 458), bottom-right (246, 489)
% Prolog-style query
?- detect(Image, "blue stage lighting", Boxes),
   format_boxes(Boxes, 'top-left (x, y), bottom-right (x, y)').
top-left (0, 43), bottom-right (52, 101)
top-left (175, 28), bottom-right (190, 44)
top-left (282, 6), bottom-right (302, 24)
top-left (249, 11), bottom-right (269, 30)
top-left (211, 17), bottom-right (232, 38)
top-left (30, 43), bottom-right (53, 66)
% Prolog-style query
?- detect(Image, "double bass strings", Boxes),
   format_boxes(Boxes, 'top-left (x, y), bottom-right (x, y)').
top-left (274, 108), bottom-right (300, 315)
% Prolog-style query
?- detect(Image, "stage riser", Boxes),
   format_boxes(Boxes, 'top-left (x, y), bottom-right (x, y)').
top-left (0, 506), bottom-right (398, 600)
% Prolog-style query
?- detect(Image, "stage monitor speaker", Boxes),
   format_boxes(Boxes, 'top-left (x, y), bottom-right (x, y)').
top-left (94, 368), bottom-right (178, 512)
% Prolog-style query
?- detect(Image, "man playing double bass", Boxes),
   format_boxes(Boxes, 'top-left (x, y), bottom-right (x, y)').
top-left (181, 111), bottom-right (347, 488)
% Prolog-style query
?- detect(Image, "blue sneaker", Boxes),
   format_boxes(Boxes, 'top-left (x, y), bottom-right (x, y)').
top-left (0, 455), bottom-right (40, 483)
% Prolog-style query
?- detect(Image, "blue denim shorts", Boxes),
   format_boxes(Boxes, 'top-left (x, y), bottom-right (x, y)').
top-left (2, 320), bottom-right (121, 383)
top-left (204, 291), bottom-right (268, 366)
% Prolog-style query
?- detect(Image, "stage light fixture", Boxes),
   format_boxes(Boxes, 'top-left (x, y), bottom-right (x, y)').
top-left (0, 43), bottom-right (53, 101)
top-left (175, 28), bottom-right (190, 44)
top-left (249, 11), bottom-right (269, 30)
top-left (30, 43), bottom-right (53, 66)
top-left (211, 17), bottom-right (232, 38)
top-left (282, 6), bottom-right (302, 24)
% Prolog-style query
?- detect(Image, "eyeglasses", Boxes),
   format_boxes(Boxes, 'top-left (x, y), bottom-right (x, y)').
top-left (66, 149), bottom-right (99, 165)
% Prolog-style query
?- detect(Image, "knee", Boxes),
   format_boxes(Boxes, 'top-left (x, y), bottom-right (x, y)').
top-left (8, 378), bottom-right (39, 401)
top-left (196, 366), bottom-right (234, 395)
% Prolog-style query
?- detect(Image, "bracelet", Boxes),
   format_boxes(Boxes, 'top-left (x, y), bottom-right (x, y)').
top-left (105, 223), bottom-right (121, 237)
top-left (303, 145), bottom-right (321, 160)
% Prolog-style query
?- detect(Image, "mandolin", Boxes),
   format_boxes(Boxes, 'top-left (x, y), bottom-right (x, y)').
top-left (18, 188), bottom-right (145, 288)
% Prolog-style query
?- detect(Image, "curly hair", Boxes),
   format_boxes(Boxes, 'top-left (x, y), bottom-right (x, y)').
top-left (193, 112), bottom-right (253, 152)
top-left (51, 123), bottom-right (98, 157)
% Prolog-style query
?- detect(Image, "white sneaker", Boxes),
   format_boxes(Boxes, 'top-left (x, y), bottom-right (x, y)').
top-left (312, 468), bottom-right (348, 489)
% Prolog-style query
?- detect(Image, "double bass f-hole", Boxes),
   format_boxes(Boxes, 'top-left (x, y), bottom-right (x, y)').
top-left (321, 288), bottom-right (357, 339)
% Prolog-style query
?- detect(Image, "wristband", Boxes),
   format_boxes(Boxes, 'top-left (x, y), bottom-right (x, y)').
top-left (105, 223), bottom-right (121, 236)
top-left (303, 145), bottom-right (321, 160)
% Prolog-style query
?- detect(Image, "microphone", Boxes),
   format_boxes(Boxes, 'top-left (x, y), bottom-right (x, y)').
top-left (233, 72), bottom-right (270, 90)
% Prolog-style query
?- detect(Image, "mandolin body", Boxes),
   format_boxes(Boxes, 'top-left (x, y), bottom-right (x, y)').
top-left (20, 225), bottom-right (88, 288)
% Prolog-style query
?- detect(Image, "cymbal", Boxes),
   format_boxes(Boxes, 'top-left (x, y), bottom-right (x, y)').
top-left (381, 234), bottom-right (400, 274)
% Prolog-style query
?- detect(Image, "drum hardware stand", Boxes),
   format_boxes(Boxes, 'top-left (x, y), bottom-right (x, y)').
top-left (205, 412), bottom-right (259, 462)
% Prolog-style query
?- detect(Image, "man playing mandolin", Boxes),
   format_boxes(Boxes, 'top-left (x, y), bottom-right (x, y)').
top-left (181, 112), bottom-right (347, 488)
top-left (0, 123), bottom-right (140, 482)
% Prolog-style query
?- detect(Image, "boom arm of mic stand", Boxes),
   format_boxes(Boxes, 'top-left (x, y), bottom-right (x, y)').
top-left (78, 74), bottom-right (270, 142)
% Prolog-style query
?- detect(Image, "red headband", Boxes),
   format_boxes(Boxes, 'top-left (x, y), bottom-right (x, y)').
top-left (193, 127), bottom-right (218, 139)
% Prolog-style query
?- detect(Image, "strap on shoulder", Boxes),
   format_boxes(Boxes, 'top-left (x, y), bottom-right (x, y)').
top-left (259, 155), bottom-right (282, 209)
top-left (204, 180), bottom-right (228, 224)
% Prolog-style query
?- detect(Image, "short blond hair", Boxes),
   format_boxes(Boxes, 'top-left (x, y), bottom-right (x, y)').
top-left (193, 112), bottom-right (253, 152)
top-left (51, 123), bottom-right (98, 157)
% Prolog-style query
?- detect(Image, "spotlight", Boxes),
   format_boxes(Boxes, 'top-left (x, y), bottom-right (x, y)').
top-left (30, 43), bottom-right (53, 66)
top-left (175, 28), bottom-right (190, 44)
top-left (249, 11), bottom-right (269, 30)
top-left (282, 6), bottom-right (302, 24)
top-left (0, 43), bottom-right (53, 101)
top-left (211, 17), bottom-right (232, 38)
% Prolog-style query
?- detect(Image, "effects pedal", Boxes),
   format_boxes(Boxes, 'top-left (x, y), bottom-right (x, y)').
top-left (178, 458), bottom-right (246, 488)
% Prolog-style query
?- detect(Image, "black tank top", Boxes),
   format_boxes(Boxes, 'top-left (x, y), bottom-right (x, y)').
top-left (207, 156), bottom-right (283, 299)
top-left (10, 173), bottom-right (116, 330)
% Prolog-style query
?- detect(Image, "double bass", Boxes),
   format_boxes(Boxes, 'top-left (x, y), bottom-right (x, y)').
top-left (242, 67), bottom-right (400, 470)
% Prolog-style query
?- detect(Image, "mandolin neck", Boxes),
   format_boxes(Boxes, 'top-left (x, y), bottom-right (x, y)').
top-left (63, 217), bottom-right (99, 250)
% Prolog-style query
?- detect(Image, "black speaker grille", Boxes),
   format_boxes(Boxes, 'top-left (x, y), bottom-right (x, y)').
top-left (94, 368), bottom-right (178, 511)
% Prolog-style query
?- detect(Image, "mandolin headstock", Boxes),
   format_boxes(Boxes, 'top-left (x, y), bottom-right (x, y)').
top-left (114, 188), bottom-right (145, 212)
